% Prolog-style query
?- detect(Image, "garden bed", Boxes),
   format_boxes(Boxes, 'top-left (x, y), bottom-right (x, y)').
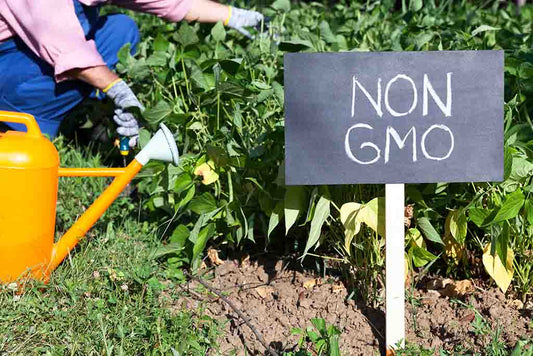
top-left (166, 255), bottom-right (532, 355)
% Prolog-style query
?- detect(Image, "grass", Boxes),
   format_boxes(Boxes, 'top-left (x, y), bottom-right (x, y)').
top-left (0, 138), bottom-right (222, 355)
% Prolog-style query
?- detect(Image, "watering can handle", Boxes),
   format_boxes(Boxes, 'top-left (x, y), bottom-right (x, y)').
top-left (0, 111), bottom-right (42, 137)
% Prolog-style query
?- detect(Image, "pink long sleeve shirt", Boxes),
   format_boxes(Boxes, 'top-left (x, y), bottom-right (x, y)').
top-left (0, 0), bottom-right (193, 81)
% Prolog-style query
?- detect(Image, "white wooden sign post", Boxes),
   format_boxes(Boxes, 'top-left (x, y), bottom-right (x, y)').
top-left (385, 184), bottom-right (405, 352)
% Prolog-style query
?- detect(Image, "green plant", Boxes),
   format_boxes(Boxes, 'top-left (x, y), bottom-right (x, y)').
top-left (113, 0), bottom-right (532, 301)
top-left (286, 317), bottom-right (341, 356)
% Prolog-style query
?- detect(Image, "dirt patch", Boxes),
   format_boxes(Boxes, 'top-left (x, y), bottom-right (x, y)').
top-left (168, 257), bottom-right (532, 355)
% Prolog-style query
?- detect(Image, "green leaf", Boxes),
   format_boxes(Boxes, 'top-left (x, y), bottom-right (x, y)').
top-left (311, 318), bottom-right (326, 335)
top-left (279, 39), bottom-right (313, 52)
top-left (409, 0), bottom-right (423, 12)
top-left (284, 186), bottom-right (307, 234)
top-left (525, 200), bottom-right (533, 225)
top-left (303, 196), bottom-right (330, 258)
top-left (117, 43), bottom-right (132, 65)
top-left (268, 201), bottom-right (284, 238)
top-left (189, 192), bottom-right (217, 215)
top-left (153, 33), bottom-right (169, 52)
top-left (472, 25), bottom-right (500, 37)
top-left (411, 246), bottom-right (437, 267)
top-left (146, 51), bottom-right (167, 66)
top-left (491, 190), bottom-right (525, 225)
top-left (411, 32), bottom-right (434, 49)
top-left (211, 21), bottom-right (226, 42)
top-left (170, 225), bottom-right (190, 247)
top-left (219, 59), bottom-right (243, 76)
top-left (175, 173), bottom-right (193, 193)
top-left (271, 0), bottom-right (290, 12)
top-left (143, 100), bottom-right (172, 124)
top-left (329, 334), bottom-right (341, 356)
top-left (176, 185), bottom-right (195, 211)
top-left (175, 22), bottom-right (199, 47)
top-left (192, 223), bottom-right (215, 262)
top-left (469, 208), bottom-right (491, 228)
top-left (319, 21), bottom-right (337, 44)
top-left (417, 217), bottom-right (444, 245)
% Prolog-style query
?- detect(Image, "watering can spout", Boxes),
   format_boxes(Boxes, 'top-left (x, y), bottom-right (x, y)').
top-left (49, 124), bottom-right (179, 273)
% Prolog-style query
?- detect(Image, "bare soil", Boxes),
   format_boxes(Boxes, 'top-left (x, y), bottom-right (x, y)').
top-left (169, 256), bottom-right (532, 355)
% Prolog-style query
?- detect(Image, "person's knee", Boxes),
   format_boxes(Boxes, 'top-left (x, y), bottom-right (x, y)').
top-left (105, 14), bottom-right (141, 52)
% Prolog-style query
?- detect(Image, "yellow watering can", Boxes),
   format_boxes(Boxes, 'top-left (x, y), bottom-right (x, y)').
top-left (0, 111), bottom-right (179, 283)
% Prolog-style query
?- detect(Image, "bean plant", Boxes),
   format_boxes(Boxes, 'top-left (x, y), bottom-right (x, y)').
top-left (115, 0), bottom-right (532, 303)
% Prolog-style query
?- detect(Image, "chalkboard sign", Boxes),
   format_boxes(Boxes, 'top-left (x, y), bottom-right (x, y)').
top-left (284, 51), bottom-right (504, 185)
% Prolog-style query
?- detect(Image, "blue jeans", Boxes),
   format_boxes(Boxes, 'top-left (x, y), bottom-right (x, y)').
top-left (0, 2), bottom-right (140, 137)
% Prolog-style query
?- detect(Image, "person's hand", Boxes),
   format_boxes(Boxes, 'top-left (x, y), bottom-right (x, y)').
top-left (104, 79), bottom-right (143, 148)
top-left (226, 7), bottom-right (264, 38)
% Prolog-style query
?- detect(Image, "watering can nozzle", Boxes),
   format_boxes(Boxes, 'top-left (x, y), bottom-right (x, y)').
top-left (135, 124), bottom-right (180, 166)
top-left (0, 111), bottom-right (179, 284)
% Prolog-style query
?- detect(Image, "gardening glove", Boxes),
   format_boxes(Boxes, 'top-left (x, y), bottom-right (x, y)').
top-left (225, 7), bottom-right (264, 39)
top-left (104, 79), bottom-right (144, 148)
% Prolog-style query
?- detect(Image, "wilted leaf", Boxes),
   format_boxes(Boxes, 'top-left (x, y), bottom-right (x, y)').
top-left (407, 228), bottom-right (425, 248)
top-left (443, 233), bottom-right (466, 265)
top-left (411, 246), bottom-right (437, 267)
top-left (340, 202), bottom-right (363, 253)
top-left (447, 209), bottom-right (467, 244)
top-left (193, 162), bottom-right (219, 185)
top-left (482, 243), bottom-right (514, 293)
top-left (360, 197), bottom-right (386, 237)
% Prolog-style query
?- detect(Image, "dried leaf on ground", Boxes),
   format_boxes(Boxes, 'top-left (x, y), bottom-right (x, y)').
top-left (331, 283), bottom-right (344, 294)
top-left (207, 249), bottom-right (224, 265)
top-left (303, 278), bottom-right (321, 289)
top-left (240, 254), bottom-right (250, 266)
top-left (510, 299), bottom-right (523, 309)
top-left (255, 286), bottom-right (274, 300)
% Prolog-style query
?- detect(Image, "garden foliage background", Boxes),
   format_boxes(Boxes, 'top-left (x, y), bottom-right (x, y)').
top-left (114, 0), bottom-right (532, 304)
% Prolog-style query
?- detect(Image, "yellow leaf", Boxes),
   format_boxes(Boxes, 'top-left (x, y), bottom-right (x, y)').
top-left (193, 161), bottom-right (219, 185)
top-left (340, 202), bottom-right (363, 254)
top-left (406, 228), bottom-right (425, 248)
top-left (443, 233), bottom-right (466, 265)
top-left (482, 243), bottom-right (514, 293)
top-left (360, 197), bottom-right (386, 237)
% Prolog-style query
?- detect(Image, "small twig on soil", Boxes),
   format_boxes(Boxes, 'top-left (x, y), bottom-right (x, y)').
top-left (183, 270), bottom-right (280, 356)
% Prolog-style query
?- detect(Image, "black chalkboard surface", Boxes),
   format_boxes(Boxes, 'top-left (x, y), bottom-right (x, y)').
top-left (284, 51), bottom-right (504, 185)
